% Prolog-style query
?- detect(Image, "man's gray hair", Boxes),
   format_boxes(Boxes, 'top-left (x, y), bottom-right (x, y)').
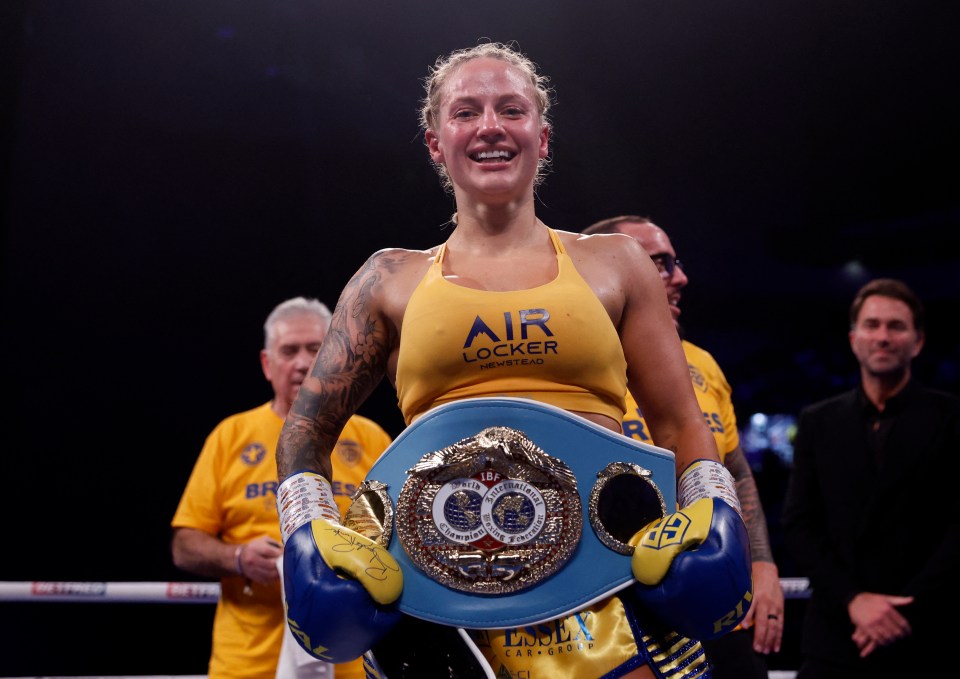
top-left (263, 296), bottom-right (332, 349)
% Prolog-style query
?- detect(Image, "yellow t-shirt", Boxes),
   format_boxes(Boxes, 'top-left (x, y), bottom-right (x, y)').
top-left (622, 339), bottom-right (740, 461)
top-left (171, 402), bottom-right (392, 679)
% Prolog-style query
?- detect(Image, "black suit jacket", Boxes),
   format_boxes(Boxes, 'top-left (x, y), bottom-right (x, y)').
top-left (781, 380), bottom-right (960, 667)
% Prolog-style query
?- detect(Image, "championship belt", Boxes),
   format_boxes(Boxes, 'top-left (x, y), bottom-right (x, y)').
top-left (344, 397), bottom-right (676, 630)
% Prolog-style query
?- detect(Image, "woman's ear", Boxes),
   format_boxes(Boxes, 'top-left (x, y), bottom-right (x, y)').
top-left (425, 130), bottom-right (443, 163)
top-left (538, 124), bottom-right (550, 159)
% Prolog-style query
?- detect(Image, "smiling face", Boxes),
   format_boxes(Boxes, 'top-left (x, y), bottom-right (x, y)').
top-left (424, 57), bottom-right (550, 203)
top-left (615, 220), bottom-right (689, 326)
top-left (849, 294), bottom-right (924, 380)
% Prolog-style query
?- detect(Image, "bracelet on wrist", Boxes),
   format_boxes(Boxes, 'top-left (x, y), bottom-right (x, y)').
top-left (234, 544), bottom-right (246, 576)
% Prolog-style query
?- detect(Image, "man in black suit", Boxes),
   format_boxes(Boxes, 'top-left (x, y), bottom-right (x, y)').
top-left (782, 278), bottom-right (960, 677)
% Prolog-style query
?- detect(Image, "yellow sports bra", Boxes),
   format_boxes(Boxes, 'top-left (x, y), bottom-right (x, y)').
top-left (395, 228), bottom-right (627, 425)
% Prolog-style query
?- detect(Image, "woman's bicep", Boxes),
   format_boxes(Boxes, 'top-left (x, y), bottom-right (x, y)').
top-left (621, 266), bottom-right (715, 464)
top-left (278, 254), bottom-right (394, 480)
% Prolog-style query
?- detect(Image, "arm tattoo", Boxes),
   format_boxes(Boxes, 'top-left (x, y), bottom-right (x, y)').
top-left (277, 253), bottom-right (393, 482)
top-left (725, 446), bottom-right (775, 563)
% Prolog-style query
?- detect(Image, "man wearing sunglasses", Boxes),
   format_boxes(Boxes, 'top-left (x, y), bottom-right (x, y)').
top-left (581, 215), bottom-right (784, 679)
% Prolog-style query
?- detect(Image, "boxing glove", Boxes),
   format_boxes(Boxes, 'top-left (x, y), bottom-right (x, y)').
top-left (277, 471), bottom-right (403, 663)
top-left (629, 460), bottom-right (753, 640)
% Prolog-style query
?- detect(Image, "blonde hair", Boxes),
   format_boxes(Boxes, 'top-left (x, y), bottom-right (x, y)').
top-left (419, 41), bottom-right (554, 191)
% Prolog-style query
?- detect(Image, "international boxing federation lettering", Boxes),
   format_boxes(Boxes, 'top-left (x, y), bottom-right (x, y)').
top-left (461, 308), bottom-right (558, 366)
top-left (396, 425), bottom-right (581, 594)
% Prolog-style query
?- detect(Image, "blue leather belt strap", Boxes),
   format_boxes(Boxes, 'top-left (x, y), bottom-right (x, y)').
top-left (362, 397), bottom-right (677, 629)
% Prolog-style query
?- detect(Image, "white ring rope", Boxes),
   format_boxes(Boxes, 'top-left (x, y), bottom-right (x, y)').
top-left (779, 577), bottom-right (811, 598)
top-left (0, 581), bottom-right (220, 603)
top-left (0, 578), bottom-right (811, 603)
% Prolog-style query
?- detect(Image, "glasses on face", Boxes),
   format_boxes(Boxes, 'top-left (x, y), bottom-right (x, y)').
top-left (650, 253), bottom-right (683, 279)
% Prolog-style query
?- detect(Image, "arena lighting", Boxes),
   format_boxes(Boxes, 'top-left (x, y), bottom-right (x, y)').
top-left (742, 412), bottom-right (797, 464)
top-left (841, 259), bottom-right (869, 282)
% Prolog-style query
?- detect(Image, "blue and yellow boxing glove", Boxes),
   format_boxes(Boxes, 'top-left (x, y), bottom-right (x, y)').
top-left (277, 472), bottom-right (403, 663)
top-left (629, 459), bottom-right (753, 640)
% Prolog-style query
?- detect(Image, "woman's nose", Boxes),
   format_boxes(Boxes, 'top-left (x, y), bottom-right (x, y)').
top-left (477, 109), bottom-right (504, 138)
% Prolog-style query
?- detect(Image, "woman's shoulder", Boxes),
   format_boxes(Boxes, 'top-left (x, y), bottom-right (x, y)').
top-left (358, 246), bottom-right (443, 310)
top-left (557, 228), bottom-right (643, 254)
top-left (556, 228), bottom-right (648, 273)
top-left (362, 245), bottom-right (441, 278)
top-left (367, 245), bottom-right (440, 264)
top-left (344, 246), bottom-right (443, 331)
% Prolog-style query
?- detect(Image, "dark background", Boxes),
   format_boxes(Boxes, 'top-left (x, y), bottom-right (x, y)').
top-left (1, 1), bottom-right (957, 674)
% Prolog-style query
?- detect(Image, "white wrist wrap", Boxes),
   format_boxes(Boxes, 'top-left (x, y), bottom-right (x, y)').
top-left (677, 459), bottom-right (742, 516)
top-left (276, 472), bottom-right (342, 543)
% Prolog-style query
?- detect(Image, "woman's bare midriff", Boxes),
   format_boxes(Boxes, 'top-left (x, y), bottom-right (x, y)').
top-left (572, 410), bottom-right (622, 433)
top-left (624, 665), bottom-right (656, 679)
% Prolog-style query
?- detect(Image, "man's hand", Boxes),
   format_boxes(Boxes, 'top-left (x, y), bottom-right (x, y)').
top-left (739, 560), bottom-right (784, 654)
top-left (848, 592), bottom-right (914, 657)
top-left (721, 445), bottom-right (784, 653)
top-left (235, 535), bottom-right (284, 584)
